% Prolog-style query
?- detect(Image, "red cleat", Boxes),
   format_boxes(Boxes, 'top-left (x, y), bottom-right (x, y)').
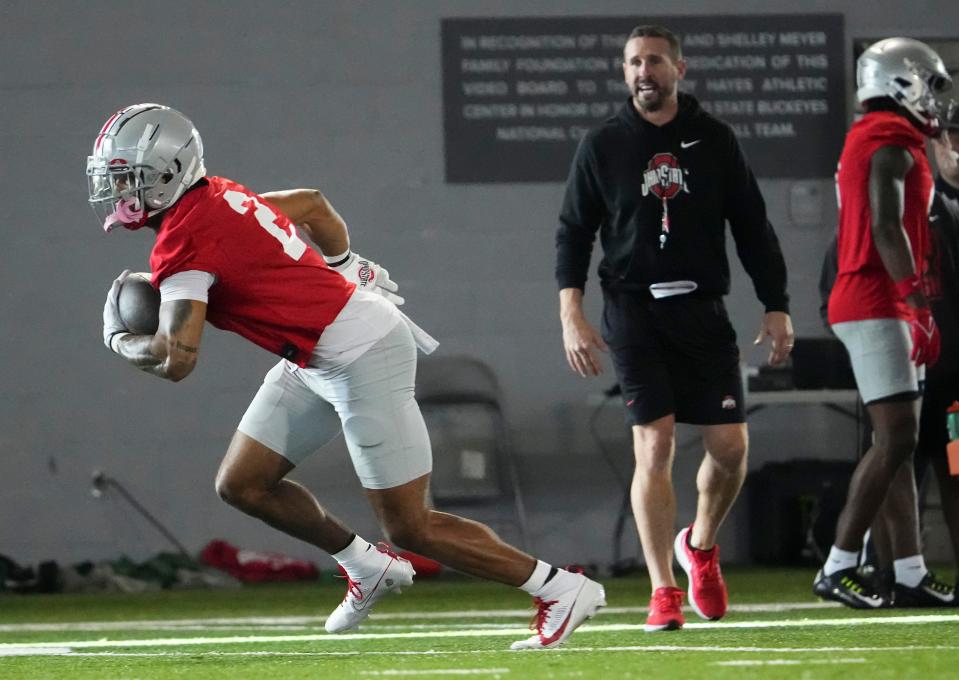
top-left (644, 586), bottom-right (685, 632)
top-left (674, 525), bottom-right (728, 620)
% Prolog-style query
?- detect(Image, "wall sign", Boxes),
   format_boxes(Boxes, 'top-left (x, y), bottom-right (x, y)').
top-left (442, 15), bottom-right (845, 182)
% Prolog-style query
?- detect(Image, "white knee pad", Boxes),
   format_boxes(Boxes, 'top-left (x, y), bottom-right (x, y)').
top-left (342, 414), bottom-right (387, 449)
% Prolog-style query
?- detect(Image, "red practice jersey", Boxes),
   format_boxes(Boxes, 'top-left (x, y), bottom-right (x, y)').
top-left (150, 176), bottom-right (355, 367)
top-left (829, 111), bottom-right (934, 324)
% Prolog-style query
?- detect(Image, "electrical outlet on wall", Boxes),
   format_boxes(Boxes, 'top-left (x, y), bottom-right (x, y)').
top-left (789, 180), bottom-right (825, 227)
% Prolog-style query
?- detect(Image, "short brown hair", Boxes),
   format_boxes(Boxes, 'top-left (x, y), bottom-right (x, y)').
top-left (625, 25), bottom-right (682, 62)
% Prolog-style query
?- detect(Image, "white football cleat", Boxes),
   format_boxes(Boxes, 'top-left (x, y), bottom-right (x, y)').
top-left (510, 571), bottom-right (606, 650)
top-left (325, 543), bottom-right (415, 633)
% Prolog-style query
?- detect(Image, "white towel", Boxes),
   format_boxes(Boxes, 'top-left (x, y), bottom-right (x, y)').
top-left (399, 310), bottom-right (439, 354)
top-left (649, 280), bottom-right (698, 299)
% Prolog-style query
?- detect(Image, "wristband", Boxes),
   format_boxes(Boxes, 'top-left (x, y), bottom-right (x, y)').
top-left (109, 332), bottom-right (131, 353)
top-left (894, 274), bottom-right (921, 300)
top-left (323, 249), bottom-right (351, 268)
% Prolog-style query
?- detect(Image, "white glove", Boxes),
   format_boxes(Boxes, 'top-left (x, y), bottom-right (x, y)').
top-left (103, 269), bottom-right (132, 351)
top-left (331, 252), bottom-right (404, 305)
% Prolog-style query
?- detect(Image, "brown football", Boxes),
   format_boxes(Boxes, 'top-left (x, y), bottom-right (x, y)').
top-left (117, 273), bottom-right (160, 335)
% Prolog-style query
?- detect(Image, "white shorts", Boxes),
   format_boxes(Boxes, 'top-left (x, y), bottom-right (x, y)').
top-left (831, 318), bottom-right (924, 404)
top-left (237, 321), bottom-right (433, 489)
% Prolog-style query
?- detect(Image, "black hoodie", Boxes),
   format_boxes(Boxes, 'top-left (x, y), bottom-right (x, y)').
top-left (556, 93), bottom-right (789, 313)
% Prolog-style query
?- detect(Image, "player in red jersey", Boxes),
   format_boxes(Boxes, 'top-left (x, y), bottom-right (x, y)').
top-left (89, 104), bottom-right (605, 647)
top-left (814, 38), bottom-right (954, 608)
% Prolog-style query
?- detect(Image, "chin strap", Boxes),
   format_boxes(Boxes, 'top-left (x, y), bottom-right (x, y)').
top-left (896, 92), bottom-right (943, 137)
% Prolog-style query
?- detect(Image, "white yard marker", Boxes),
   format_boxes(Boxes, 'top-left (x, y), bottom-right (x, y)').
top-left (1, 613), bottom-right (958, 656)
top-left (716, 658), bottom-right (867, 666)
top-left (0, 647), bottom-right (71, 657)
top-left (5, 645), bottom-right (959, 659)
top-left (359, 670), bottom-right (510, 676)
top-left (0, 602), bottom-right (839, 633)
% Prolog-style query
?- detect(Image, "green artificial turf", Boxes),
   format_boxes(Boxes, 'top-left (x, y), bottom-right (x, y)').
top-left (1, 567), bottom-right (957, 679)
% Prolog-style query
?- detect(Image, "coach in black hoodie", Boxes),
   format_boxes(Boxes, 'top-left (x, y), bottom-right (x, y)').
top-left (555, 24), bottom-right (793, 632)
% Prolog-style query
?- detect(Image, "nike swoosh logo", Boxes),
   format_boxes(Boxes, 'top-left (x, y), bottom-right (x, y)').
top-left (680, 140), bottom-right (701, 149)
top-left (353, 559), bottom-right (395, 611)
top-left (835, 586), bottom-right (884, 608)
top-left (539, 610), bottom-right (572, 646)
top-left (920, 586), bottom-right (955, 602)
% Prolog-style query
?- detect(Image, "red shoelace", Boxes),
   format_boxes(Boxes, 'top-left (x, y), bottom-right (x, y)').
top-left (337, 542), bottom-right (401, 602)
top-left (528, 596), bottom-right (558, 632)
top-left (652, 587), bottom-right (683, 610)
top-left (345, 576), bottom-right (363, 601)
top-left (375, 542), bottom-right (401, 560)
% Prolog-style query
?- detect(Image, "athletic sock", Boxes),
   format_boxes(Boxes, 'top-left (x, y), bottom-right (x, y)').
top-left (893, 554), bottom-right (928, 587)
top-left (686, 528), bottom-right (715, 553)
top-left (520, 560), bottom-right (554, 595)
top-left (823, 546), bottom-right (859, 576)
top-left (531, 568), bottom-right (580, 599)
top-left (331, 535), bottom-right (379, 579)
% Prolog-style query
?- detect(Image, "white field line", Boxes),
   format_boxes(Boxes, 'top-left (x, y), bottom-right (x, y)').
top-left (716, 658), bottom-right (867, 666)
top-left (0, 602), bottom-right (839, 633)
top-left (0, 647), bottom-right (72, 657)
top-left (1, 613), bottom-right (958, 653)
top-left (359, 671), bottom-right (510, 676)
top-left (3, 645), bottom-right (959, 659)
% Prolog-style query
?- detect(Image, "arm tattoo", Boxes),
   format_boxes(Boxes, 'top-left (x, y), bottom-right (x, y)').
top-left (175, 340), bottom-right (198, 353)
top-left (117, 299), bottom-right (201, 380)
top-left (169, 300), bottom-right (195, 335)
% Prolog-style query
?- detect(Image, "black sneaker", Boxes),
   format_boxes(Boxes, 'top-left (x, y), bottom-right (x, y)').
top-left (858, 565), bottom-right (894, 601)
top-left (891, 572), bottom-right (956, 607)
top-left (813, 568), bottom-right (887, 609)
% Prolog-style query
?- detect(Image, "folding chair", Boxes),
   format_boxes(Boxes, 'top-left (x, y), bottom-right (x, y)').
top-left (415, 355), bottom-right (532, 551)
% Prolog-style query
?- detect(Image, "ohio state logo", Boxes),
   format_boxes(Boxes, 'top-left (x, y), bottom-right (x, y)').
top-left (641, 153), bottom-right (690, 199)
top-left (358, 259), bottom-right (375, 286)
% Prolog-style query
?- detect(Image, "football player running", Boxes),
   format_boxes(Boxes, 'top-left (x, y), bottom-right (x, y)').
top-left (90, 103), bottom-right (605, 647)
top-left (815, 38), bottom-right (955, 608)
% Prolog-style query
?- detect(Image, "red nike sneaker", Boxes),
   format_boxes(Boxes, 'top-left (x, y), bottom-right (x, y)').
top-left (644, 586), bottom-right (685, 632)
top-left (674, 525), bottom-right (728, 620)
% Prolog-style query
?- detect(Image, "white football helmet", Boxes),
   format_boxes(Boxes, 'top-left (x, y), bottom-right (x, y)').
top-left (87, 104), bottom-right (206, 233)
top-left (856, 37), bottom-right (953, 136)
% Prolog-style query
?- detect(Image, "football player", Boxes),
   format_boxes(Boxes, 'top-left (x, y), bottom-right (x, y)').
top-left (815, 38), bottom-right (955, 608)
top-left (90, 103), bottom-right (606, 647)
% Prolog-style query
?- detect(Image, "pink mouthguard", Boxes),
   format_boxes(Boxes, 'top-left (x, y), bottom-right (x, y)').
top-left (103, 197), bottom-right (146, 233)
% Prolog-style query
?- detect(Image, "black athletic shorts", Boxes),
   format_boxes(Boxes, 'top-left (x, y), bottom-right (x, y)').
top-left (601, 288), bottom-right (745, 426)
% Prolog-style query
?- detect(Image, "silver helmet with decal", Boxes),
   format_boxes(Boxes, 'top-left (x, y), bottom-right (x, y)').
top-left (87, 103), bottom-right (206, 232)
top-left (856, 37), bottom-right (953, 136)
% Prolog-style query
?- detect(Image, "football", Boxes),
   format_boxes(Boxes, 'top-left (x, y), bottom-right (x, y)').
top-left (117, 272), bottom-right (160, 335)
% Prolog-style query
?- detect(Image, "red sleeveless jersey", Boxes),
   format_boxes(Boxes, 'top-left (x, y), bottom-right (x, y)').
top-left (828, 112), bottom-right (933, 324)
top-left (150, 176), bottom-right (355, 367)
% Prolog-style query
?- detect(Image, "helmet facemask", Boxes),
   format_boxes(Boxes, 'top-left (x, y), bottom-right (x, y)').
top-left (892, 58), bottom-right (953, 136)
top-left (87, 160), bottom-right (163, 232)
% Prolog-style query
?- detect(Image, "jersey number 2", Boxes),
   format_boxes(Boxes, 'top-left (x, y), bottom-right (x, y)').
top-left (223, 190), bottom-right (307, 260)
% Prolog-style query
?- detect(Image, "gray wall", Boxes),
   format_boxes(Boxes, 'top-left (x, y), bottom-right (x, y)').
top-left (2, 0), bottom-right (958, 571)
